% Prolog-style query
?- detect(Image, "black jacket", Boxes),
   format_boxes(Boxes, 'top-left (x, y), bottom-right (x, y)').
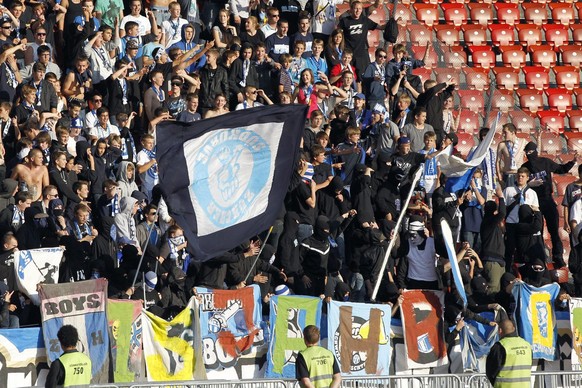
top-left (522, 156), bottom-right (575, 200)
top-left (199, 65), bottom-right (229, 109)
top-left (480, 199), bottom-right (506, 261)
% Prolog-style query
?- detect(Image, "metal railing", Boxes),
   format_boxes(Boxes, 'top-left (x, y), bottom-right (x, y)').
top-left (465, 371), bottom-right (582, 388)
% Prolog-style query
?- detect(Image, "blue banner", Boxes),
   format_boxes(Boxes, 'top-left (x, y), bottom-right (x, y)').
top-left (265, 295), bottom-right (322, 378)
top-left (38, 279), bottom-right (110, 383)
top-left (458, 313), bottom-right (499, 372)
top-left (512, 281), bottom-right (560, 360)
top-left (195, 285), bottom-right (269, 379)
top-left (327, 301), bottom-right (392, 375)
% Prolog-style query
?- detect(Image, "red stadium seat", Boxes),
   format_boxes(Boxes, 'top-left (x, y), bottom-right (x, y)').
top-left (441, 3), bottom-right (468, 27)
top-left (537, 111), bottom-right (566, 134)
top-left (561, 46), bottom-right (582, 69)
top-left (554, 66), bottom-right (580, 91)
top-left (435, 25), bottom-right (460, 46)
top-left (490, 89), bottom-right (515, 112)
top-left (543, 25), bottom-right (570, 51)
top-left (573, 24), bottom-right (582, 45)
top-left (489, 24), bottom-right (516, 47)
top-left (468, 46), bottom-right (495, 69)
top-left (522, 3), bottom-right (548, 26)
top-left (529, 45), bottom-right (557, 68)
top-left (564, 131), bottom-right (582, 153)
top-left (413, 3), bottom-right (439, 28)
top-left (574, 89), bottom-right (582, 109)
top-left (458, 89), bottom-right (485, 113)
top-left (549, 3), bottom-right (576, 26)
top-left (517, 89), bottom-right (544, 114)
top-left (407, 24), bottom-right (432, 46)
top-left (462, 67), bottom-right (490, 91)
top-left (456, 132), bottom-right (476, 158)
top-left (495, 3), bottom-right (520, 25)
top-left (367, 30), bottom-right (381, 47)
top-left (443, 46), bottom-right (467, 69)
top-left (510, 110), bottom-right (537, 133)
top-left (411, 67), bottom-right (433, 84)
top-left (567, 111), bottom-right (582, 132)
top-left (461, 24), bottom-right (488, 47)
top-left (538, 131), bottom-right (562, 154)
top-left (411, 45), bottom-right (438, 69)
top-left (546, 88), bottom-right (573, 113)
top-left (500, 45), bottom-right (527, 69)
top-left (523, 66), bottom-right (550, 90)
top-left (468, 3), bottom-right (493, 26)
top-left (456, 110), bottom-right (481, 135)
top-left (554, 175), bottom-right (577, 197)
top-left (391, 4), bottom-right (413, 25)
top-left (493, 67), bottom-right (520, 90)
top-left (367, 5), bottom-right (387, 25)
top-left (435, 68), bottom-right (461, 85)
top-left (516, 24), bottom-right (543, 48)
top-left (485, 110), bottom-right (511, 130)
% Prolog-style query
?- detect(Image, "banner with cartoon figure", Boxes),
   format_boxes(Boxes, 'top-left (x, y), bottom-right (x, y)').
top-left (327, 301), bottom-right (392, 375)
top-left (142, 296), bottom-right (206, 381)
top-left (570, 298), bottom-right (582, 366)
top-left (400, 289), bottom-right (447, 369)
top-left (0, 327), bottom-right (49, 387)
top-left (107, 299), bottom-right (144, 382)
top-left (38, 279), bottom-right (110, 384)
top-left (195, 285), bottom-right (269, 379)
top-left (512, 281), bottom-right (560, 361)
top-left (265, 295), bottom-right (322, 378)
top-left (14, 247), bottom-right (63, 305)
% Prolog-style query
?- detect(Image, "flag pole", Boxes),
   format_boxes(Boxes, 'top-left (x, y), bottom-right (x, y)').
top-left (371, 167), bottom-right (423, 302)
top-left (131, 223), bottom-right (155, 290)
top-left (243, 226), bottom-right (274, 283)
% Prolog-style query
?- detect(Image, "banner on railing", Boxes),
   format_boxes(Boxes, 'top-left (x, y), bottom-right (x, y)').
top-left (107, 299), bottom-right (144, 382)
top-left (0, 327), bottom-right (48, 388)
top-left (327, 300), bottom-right (392, 375)
top-left (142, 296), bottom-right (206, 381)
top-left (570, 298), bottom-right (582, 366)
top-left (513, 281), bottom-right (560, 361)
top-left (459, 312), bottom-right (499, 372)
top-left (400, 289), bottom-right (447, 369)
top-left (38, 278), bottom-right (110, 384)
top-left (196, 285), bottom-right (268, 379)
top-left (265, 295), bottom-right (322, 378)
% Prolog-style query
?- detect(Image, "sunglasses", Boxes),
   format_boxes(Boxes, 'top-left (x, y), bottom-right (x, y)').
top-left (93, 99), bottom-right (102, 102)
top-left (172, 83), bottom-right (182, 87)
top-left (37, 33), bottom-right (46, 36)
top-left (149, 212), bottom-right (157, 215)
top-left (269, 14), bottom-right (279, 17)
top-left (378, 55), bottom-right (387, 59)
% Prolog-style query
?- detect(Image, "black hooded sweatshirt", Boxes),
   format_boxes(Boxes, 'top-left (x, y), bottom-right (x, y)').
top-left (480, 198), bottom-right (506, 262)
top-left (522, 142), bottom-right (575, 200)
top-left (515, 205), bottom-right (545, 263)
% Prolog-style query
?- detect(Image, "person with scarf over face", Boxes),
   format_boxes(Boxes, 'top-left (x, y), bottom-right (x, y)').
top-left (297, 215), bottom-right (331, 296)
top-left (275, 212), bottom-right (303, 289)
top-left (521, 141), bottom-right (575, 268)
top-left (521, 258), bottom-right (552, 288)
top-left (350, 164), bottom-right (375, 227)
top-left (396, 215), bottom-right (440, 291)
top-left (515, 204), bottom-right (545, 266)
top-left (114, 197), bottom-right (140, 252)
top-left (91, 139), bottom-right (121, 202)
top-left (131, 270), bottom-right (163, 317)
top-left (159, 225), bottom-right (191, 274)
top-left (160, 267), bottom-right (190, 320)
top-left (46, 198), bottom-right (72, 246)
top-left (432, 173), bottom-right (464, 258)
top-left (15, 207), bottom-right (49, 250)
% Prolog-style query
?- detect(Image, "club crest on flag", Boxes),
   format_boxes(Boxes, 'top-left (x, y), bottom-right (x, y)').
top-left (157, 105), bottom-right (308, 261)
top-left (185, 124), bottom-right (279, 235)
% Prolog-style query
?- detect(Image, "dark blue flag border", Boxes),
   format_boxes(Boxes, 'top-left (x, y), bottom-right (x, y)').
top-left (156, 104), bottom-right (307, 261)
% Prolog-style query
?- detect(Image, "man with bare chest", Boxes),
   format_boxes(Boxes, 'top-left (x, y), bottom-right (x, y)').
top-left (496, 123), bottom-right (526, 189)
top-left (10, 148), bottom-right (49, 202)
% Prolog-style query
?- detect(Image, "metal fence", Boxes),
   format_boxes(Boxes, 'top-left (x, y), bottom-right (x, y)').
top-left (127, 380), bottom-right (289, 388)
top-left (465, 371), bottom-right (582, 388)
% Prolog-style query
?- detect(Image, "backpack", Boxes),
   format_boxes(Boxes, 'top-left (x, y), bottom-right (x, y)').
top-left (383, 0), bottom-right (400, 44)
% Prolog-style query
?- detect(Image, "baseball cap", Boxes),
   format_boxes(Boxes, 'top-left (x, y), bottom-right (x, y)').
top-left (126, 39), bottom-right (139, 50)
top-left (372, 103), bottom-right (386, 114)
top-left (354, 93), bottom-right (366, 100)
top-left (398, 136), bottom-right (410, 145)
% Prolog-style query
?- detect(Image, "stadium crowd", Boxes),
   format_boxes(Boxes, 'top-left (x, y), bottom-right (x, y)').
top-left (0, 0), bottom-right (578, 355)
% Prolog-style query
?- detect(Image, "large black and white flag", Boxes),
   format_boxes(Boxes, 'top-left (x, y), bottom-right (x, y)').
top-left (156, 105), bottom-right (307, 261)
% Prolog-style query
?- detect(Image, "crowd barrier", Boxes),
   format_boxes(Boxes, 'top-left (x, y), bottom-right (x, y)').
top-left (466, 371), bottom-right (582, 388)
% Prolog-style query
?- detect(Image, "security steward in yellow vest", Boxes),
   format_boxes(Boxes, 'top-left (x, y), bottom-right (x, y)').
top-left (486, 319), bottom-right (532, 388)
top-left (46, 324), bottom-right (92, 388)
top-left (296, 325), bottom-right (341, 388)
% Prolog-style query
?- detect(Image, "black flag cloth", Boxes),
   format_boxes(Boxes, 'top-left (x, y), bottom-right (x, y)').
top-left (156, 104), bottom-right (308, 261)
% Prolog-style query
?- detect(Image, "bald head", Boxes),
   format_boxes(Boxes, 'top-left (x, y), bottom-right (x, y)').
top-left (499, 319), bottom-right (516, 336)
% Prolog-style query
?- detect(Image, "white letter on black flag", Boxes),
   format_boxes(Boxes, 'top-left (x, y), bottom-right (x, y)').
top-left (156, 105), bottom-right (308, 261)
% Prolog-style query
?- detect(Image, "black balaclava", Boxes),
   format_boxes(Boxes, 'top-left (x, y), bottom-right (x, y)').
top-left (313, 215), bottom-right (330, 240)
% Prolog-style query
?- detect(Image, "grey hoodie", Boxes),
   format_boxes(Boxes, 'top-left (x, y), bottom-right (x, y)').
top-left (116, 161), bottom-right (139, 199)
top-left (114, 196), bottom-right (138, 246)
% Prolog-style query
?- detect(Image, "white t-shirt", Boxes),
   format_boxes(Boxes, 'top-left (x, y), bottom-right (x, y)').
top-left (235, 101), bottom-right (263, 110)
top-left (121, 14), bottom-right (152, 37)
top-left (162, 18), bottom-right (189, 48)
top-left (137, 149), bottom-right (159, 197)
top-left (89, 123), bottom-right (120, 140)
top-left (504, 185), bottom-right (539, 224)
